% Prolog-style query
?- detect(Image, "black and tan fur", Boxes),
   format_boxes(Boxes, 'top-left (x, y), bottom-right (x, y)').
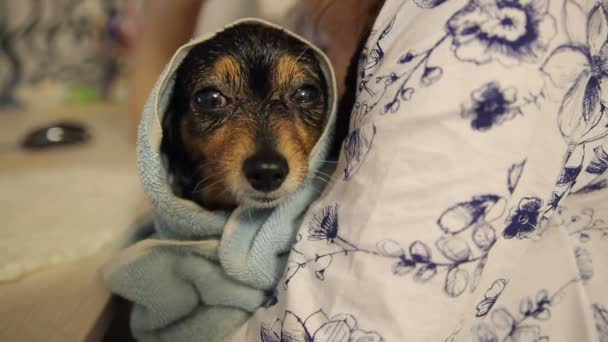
top-left (162, 24), bottom-right (330, 209)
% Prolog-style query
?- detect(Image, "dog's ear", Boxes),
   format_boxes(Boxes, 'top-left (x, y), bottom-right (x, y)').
top-left (161, 91), bottom-right (197, 198)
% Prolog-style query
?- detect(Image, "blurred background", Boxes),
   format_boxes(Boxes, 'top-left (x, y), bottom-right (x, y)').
top-left (0, 0), bottom-right (298, 112)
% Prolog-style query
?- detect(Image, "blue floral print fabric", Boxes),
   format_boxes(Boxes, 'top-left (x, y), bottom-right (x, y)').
top-left (227, 0), bottom-right (608, 340)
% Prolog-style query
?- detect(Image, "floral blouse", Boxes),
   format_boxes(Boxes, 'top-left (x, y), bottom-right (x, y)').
top-left (228, 0), bottom-right (608, 340)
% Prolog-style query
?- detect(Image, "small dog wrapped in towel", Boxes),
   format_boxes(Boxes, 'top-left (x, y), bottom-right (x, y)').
top-left (103, 18), bottom-right (337, 342)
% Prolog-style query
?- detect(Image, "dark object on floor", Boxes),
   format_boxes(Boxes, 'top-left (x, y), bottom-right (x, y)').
top-left (21, 121), bottom-right (90, 150)
top-left (0, 93), bottom-right (20, 109)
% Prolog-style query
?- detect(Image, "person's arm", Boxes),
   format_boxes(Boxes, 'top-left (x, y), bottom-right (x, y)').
top-left (293, 0), bottom-right (384, 97)
top-left (129, 0), bottom-right (204, 128)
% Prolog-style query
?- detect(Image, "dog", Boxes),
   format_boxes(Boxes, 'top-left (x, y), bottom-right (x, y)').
top-left (162, 23), bottom-right (331, 210)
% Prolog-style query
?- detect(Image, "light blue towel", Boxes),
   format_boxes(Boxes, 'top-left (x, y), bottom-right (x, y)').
top-left (103, 18), bottom-right (337, 342)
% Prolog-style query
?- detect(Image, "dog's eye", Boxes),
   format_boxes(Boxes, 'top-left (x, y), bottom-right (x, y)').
top-left (292, 85), bottom-right (319, 104)
top-left (194, 89), bottom-right (228, 109)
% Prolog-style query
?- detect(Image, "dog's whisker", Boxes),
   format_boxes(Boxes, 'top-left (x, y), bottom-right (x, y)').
top-left (294, 46), bottom-right (312, 64)
top-left (191, 173), bottom-right (218, 194)
top-left (247, 207), bottom-right (254, 223)
top-left (189, 159), bottom-right (234, 189)
top-left (311, 176), bottom-right (331, 185)
top-left (194, 178), bottom-right (225, 195)
top-left (313, 169), bottom-right (335, 177)
top-left (195, 160), bottom-right (230, 172)
top-left (312, 170), bottom-right (336, 182)
top-left (303, 183), bottom-right (324, 195)
top-left (191, 180), bottom-right (207, 194)
top-left (187, 160), bottom-right (222, 179)
top-left (310, 175), bottom-right (331, 186)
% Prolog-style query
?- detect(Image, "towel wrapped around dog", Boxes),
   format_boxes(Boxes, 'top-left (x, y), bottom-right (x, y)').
top-left (103, 18), bottom-right (337, 342)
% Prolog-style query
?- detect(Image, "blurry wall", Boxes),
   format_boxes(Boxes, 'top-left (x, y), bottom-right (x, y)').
top-left (0, 0), bottom-right (119, 93)
top-left (0, 0), bottom-right (297, 105)
top-left (194, 0), bottom-right (296, 36)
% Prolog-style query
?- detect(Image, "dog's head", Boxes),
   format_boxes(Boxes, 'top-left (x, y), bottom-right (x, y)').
top-left (163, 23), bottom-right (329, 209)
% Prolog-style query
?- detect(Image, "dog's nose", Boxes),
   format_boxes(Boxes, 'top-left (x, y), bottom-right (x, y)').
top-left (243, 150), bottom-right (289, 192)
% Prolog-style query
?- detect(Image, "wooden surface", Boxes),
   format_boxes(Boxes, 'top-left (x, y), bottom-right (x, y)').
top-left (0, 102), bottom-right (145, 342)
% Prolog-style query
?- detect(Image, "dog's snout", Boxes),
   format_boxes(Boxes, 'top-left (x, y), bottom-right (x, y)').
top-left (243, 150), bottom-right (289, 192)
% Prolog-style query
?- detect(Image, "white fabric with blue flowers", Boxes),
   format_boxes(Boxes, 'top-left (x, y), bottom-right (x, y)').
top-left (227, 0), bottom-right (608, 341)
